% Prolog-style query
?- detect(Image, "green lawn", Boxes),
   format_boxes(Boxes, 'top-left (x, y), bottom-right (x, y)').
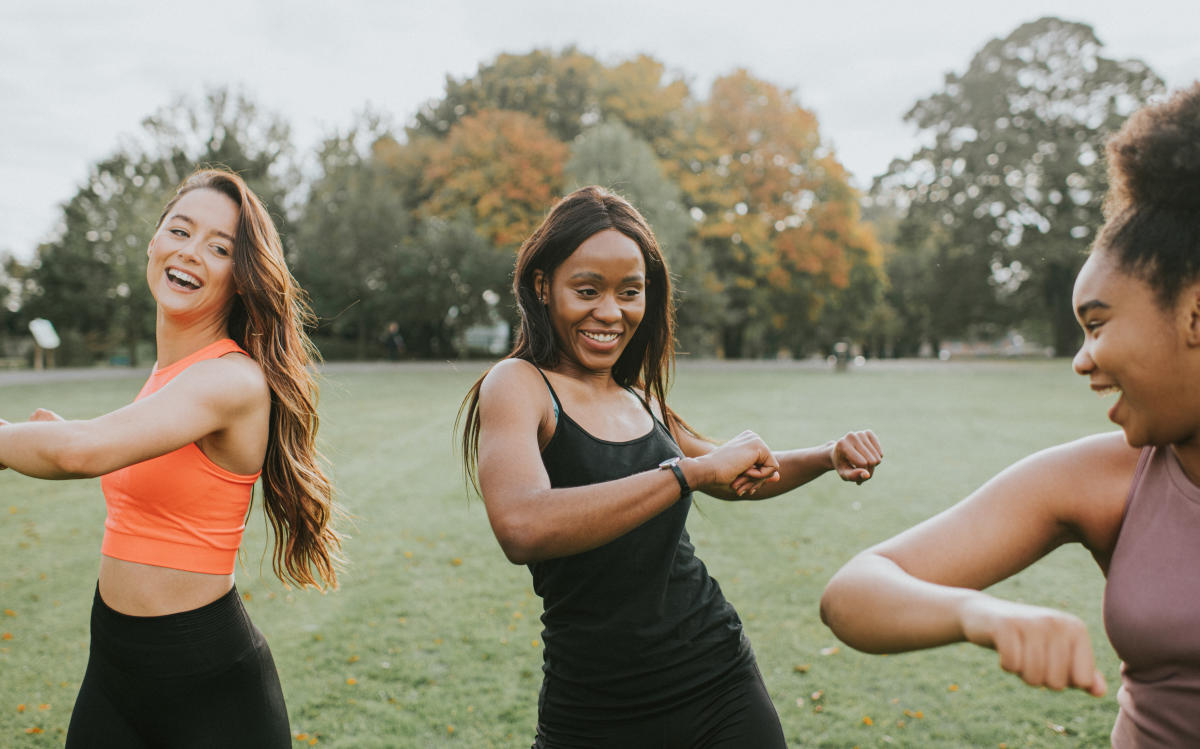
top-left (1, 360), bottom-right (1120, 747)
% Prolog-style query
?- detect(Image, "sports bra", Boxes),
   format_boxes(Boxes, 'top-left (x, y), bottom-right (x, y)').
top-left (99, 339), bottom-right (262, 575)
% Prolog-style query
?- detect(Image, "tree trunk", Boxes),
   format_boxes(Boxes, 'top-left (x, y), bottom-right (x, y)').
top-left (721, 324), bottom-right (745, 359)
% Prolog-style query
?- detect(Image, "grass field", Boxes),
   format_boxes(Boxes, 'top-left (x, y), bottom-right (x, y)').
top-left (0, 359), bottom-right (1122, 747)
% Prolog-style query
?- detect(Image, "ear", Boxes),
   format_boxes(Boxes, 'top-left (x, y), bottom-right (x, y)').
top-left (1185, 281), bottom-right (1200, 347)
top-left (532, 270), bottom-right (548, 304)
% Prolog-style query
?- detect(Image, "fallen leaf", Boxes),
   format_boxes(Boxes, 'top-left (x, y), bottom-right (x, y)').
top-left (794, 664), bottom-right (810, 673)
top-left (862, 716), bottom-right (874, 726)
top-left (25, 727), bottom-right (43, 734)
top-left (345, 678), bottom-right (357, 685)
top-left (3, 609), bottom-right (14, 617)
top-left (451, 558), bottom-right (463, 566)
top-left (948, 684), bottom-right (959, 692)
top-left (811, 690), bottom-right (824, 701)
top-left (820, 646), bottom-right (840, 656)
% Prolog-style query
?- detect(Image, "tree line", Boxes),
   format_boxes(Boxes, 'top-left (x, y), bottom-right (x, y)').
top-left (0, 17), bottom-right (1165, 365)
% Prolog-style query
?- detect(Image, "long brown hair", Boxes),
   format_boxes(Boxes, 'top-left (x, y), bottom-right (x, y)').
top-left (458, 185), bottom-right (692, 491)
top-left (158, 168), bottom-right (341, 589)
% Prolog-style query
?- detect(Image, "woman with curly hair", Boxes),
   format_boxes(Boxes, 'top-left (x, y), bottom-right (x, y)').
top-left (821, 83), bottom-right (1200, 746)
top-left (0, 168), bottom-right (339, 747)
top-left (459, 185), bottom-right (882, 747)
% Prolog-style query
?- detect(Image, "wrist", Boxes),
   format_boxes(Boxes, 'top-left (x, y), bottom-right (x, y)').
top-left (679, 456), bottom-right (708, 490)
top-left (824, 440), bottom-right (837, 471)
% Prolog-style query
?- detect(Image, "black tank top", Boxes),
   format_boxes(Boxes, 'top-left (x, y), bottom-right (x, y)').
top-left (531, 369), bottom-right (751, 720)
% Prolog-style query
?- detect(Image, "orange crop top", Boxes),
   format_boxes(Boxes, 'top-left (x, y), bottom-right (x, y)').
top-left (100, 339), bottom-right (262, 575)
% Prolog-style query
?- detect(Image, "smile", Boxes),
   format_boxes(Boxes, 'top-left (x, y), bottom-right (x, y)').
top-left (166, 268), bottom-right (202, 290)
top-left (581, 331), bottom-right (620, 343)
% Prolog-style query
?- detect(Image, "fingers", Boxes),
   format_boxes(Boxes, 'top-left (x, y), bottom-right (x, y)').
top-left (972, 598), bottom-right (1105, 697)
top-left (28, 408), bottom-right (63, 422)
top-left (833, 430), bottom-right (883, 483)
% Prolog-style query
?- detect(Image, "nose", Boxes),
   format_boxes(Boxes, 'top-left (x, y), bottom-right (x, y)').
top-left (1072, 340), bottom-right (1094, 376)
top-left (593, 292), bottom-right (621, 323)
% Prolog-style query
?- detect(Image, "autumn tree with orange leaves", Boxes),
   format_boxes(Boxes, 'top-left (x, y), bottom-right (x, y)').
top-left (670, 70), bottom-right (884, 357)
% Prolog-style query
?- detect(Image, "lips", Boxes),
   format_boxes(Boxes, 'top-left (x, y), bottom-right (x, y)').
top-left (166, 267), bottom-right (202, 290)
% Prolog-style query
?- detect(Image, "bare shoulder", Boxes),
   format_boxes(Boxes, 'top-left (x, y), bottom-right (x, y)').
top-left (170, 352), bottom-right (270, 412)
top-left (1023, 431), bottom-right (1139, 553)
top-left (480, 357), bottom-right (547, 401)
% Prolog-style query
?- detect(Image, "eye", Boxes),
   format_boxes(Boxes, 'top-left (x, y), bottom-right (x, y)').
top-left (621, 287), bottom-right (643, 299)
top-left (169, 228), bottom-right (189, 238)
top-left (212, 245), bottom-right (231, 258)
top-left (575, 287), bottom-right (598, 297)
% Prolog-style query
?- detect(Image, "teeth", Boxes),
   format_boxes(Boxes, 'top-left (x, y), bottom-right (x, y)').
top-left (167, 268), bottom-right (201, 288)
top-left (1096, 385), bottom-right (1121, 396)
top-left (582, 332), bottom-right (619, 342)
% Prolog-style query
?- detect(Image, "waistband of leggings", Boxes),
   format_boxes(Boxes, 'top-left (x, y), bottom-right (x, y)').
top-left (88, 584), bottom-right (261, 676)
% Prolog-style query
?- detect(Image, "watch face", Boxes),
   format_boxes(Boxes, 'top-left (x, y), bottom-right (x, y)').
top-left (659, 456), bottom-right (681, 468)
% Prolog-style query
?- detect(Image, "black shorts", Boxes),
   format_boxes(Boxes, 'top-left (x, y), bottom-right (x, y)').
top-left (533, 660), bottom-right (787, 749)
top-left (65, 585), bottom-right (290, 749)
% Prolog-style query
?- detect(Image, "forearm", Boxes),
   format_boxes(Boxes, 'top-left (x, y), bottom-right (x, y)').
top-left (0, 421), bottom-right (93, 479)
top-left (820, 551), bottom-right (983, 654)
top-left (722, 444), bottom-right (834, 501)
top-left (489, 462), bottom-right (702, 564)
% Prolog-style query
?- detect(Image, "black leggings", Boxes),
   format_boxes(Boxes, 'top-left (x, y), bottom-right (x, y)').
top-left (65, 585), bottom-right (290, 749)
top-left (533, 661), bottom-right (787, 749)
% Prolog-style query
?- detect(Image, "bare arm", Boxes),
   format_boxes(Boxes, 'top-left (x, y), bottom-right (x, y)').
top-left (476, 360), bottom-right (778, 564)
top-left (673, 424), bottom-right (883, 501)
top-left (0, 357), bottom-right (266, 479)
top-left (819, 432), bottom-right (1137, 696)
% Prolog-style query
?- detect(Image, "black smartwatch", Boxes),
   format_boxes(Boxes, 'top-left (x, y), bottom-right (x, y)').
top-left (658, 456), bottom-right (691, 496)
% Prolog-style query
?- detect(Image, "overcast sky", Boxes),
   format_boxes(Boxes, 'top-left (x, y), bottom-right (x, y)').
top-left (2, 0), bottom-right (1197, 262)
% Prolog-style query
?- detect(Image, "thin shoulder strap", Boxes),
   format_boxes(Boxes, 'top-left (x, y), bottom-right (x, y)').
top-left (624, 385), bottom-right (660, 423)
top-left (533, 366), bottom-right (561, 423)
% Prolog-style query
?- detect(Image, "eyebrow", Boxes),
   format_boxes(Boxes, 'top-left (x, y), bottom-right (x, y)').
top-left (169, 213), bottom-right (235, 243)
top-left (567, 271), bottom-right (645, 283)
top-left (1076, 299), bottom-right (1110, 316)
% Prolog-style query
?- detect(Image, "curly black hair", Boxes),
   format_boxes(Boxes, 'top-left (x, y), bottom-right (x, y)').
top-left (1097, 82), bottom-right (1200, 306)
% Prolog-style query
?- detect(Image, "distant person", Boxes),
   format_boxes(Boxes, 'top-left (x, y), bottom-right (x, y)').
top-left (820, 83), bottom-right (1200, 747)
top-left (458, 186), bottom-right (882, 747)
top-left (0, 169), bottom-right (340, 747)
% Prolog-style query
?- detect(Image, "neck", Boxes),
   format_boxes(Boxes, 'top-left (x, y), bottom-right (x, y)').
top-left (1173, 440), bottom-right (1200, 486)
top-left (155, 309), bottom-right (230, 368)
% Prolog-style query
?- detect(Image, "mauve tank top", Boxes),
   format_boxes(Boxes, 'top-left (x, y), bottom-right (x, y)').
top-left (530, 370), bottom-right (751, 721)
top-left (1104, 445), bottom-right (1200, 747)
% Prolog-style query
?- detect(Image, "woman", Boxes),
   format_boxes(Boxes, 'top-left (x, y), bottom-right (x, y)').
top-left (459, 186), bottom-right (882, 747)
top-left (820, 83), bottom-right (1200, 746)
top-left (0, 169), bottom-right (339, 747)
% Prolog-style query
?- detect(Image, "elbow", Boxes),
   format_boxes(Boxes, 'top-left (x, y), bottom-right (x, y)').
top-left (819, 566), bottom-right (888, 655)
top-left (50, 434), bottom-right (106, 478)
top-left (489, 514), bottom-right (546, 566)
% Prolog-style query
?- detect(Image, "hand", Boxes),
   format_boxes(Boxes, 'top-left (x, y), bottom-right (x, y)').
top-left (959, 595), bottom-right (1106, 697)
top-left (695, 430), bottom-right (780, 496)
top-left (29, 408), bottom-right (64, 422)
top-left (831, 430), bottom-right (882, 484)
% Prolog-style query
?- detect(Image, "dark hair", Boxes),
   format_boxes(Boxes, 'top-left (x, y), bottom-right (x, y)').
top-left (458, 186), bottom-right (687, 490)
top-left (1097, 81), bottom-right (1200, 306)
top-left (157, 169), bottom-right (341, 589)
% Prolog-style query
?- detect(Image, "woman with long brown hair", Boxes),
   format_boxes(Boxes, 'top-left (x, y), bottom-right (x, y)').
top-left (0, 168), bottom-right (339, 747)
top-left (460, 185), bottom-right (882, 747)
top-left (820, 84), bottom-right (1200, 746)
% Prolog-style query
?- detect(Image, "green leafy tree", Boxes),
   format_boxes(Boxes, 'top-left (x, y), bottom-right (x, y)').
top-left (294, 117), bottom-right (412, 359)
top-left (879, 17), bottom-right (1163, 354)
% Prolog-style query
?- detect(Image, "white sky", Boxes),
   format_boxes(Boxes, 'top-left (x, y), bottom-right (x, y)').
top-left (2, 0), bottom-right (1197, 262)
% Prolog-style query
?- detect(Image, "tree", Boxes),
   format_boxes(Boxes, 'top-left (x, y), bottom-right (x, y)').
top-left (293, 117), bottom-right (412, 359)
top-left (412, 48), bottom-right (604, 142)
top-left (673, 70), bottom-right (884, 357)
top-left (878, 17), bottom-right (1163, 354)
top-left (422, 109), bottom-right (568, 249)
top-left (25, 88), bottom-right (295, 365)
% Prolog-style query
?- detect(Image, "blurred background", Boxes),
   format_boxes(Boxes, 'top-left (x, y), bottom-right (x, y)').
top-left (2, 0), bottom-right (1197, 367)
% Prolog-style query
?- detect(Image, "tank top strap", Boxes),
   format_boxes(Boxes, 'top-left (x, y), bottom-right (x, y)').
top-left (532, 366), bottom-right (562, 423)
top-left (623, 385), bottom-right (659, 423)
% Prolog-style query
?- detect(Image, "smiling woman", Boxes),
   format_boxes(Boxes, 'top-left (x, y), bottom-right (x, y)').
top-left (820, 82), bottom-right (1200, 748)
top-left (457, 185), bottom-right (882, 748)
top-left (0, 168), bottom-right (340, 748)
